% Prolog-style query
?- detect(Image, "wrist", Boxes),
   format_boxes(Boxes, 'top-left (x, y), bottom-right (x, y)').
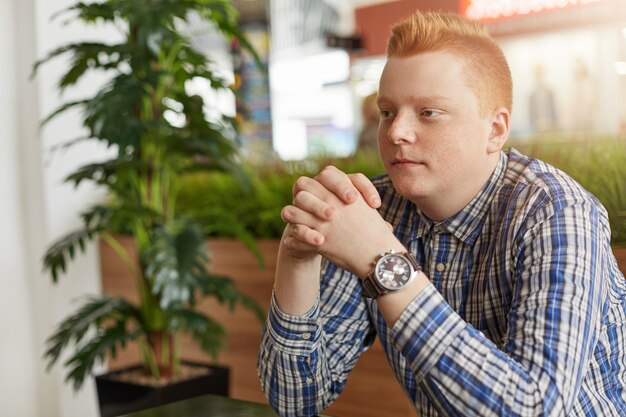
top-left (361, 250), bottom-right (421, 299)
top-left (355, 241), bottom-right (407, 279)
top-left (278, 248), bottom-right (322, 275)
top-left (274, 250), bottom-right (322, 316)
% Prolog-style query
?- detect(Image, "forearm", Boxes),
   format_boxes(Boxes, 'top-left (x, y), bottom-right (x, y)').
top-left (395, 282), bottom-right (598, 416)
top-left (258, 262), bottom-right (375, 417)
top-left (376, 270), bottom-right (430, 327)
top-left (257, 296), bottom-right (328, 417)
top-left (273, 246), bottom-right (322, 315)
top-left (421, 329), bottom-right (549, 416)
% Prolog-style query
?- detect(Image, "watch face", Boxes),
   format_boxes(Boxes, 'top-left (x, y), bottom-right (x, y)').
top-left (375, 254), bottom-right (414, 290)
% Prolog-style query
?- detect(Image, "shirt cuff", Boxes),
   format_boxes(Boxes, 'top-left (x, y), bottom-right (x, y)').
top-left (266, 291), bottom-right (321, 355)
top-left (391, 284), bottom-right (466, 382)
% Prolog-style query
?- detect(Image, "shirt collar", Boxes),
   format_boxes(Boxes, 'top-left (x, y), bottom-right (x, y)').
top-left (412, 151), bottom-right (508, 246)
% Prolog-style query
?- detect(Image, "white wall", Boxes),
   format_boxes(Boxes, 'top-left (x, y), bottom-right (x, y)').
top-left (0, 0), bottom-right (112, 416)
top-left (0, 1), bottom-right (41, 415)
top-left (34, 0), bottom-right (116, 416)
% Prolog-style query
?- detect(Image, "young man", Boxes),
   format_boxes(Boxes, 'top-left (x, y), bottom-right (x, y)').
top-left (258, 11), bottom-right (626, 417)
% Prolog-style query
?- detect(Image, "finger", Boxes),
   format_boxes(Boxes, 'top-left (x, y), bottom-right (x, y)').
top-left (282, 234), bottom-right (321, 254)
top-left (349, 173), bottom-right (381, 208)
top-left (282, 203), bottom-right (331, 228)
top-left (385, 221), bottom-right (393, 231)
top-left (292, 190), bottom-right (334, 220)
top-left (314, 166), bottom-right (358, 204)
top-left (292, 175), bottom-right (338, 206)
top-left (285, 223), bottom-right (325, 247)
top-left (292, 175), bottom-right (311, 196)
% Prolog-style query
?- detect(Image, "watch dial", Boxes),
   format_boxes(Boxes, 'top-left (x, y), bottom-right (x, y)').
top-left (375, 254), bottom-right (413, 290)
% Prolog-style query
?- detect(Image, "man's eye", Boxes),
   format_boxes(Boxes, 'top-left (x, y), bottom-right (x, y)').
top-left (421, 110), bottom-right (441, 118)
top-left (380, 110), bottom-right (393, 118)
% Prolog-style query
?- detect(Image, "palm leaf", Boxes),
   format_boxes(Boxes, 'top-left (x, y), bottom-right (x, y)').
top-left (64, 159), bottom-right (146, 187)
top-left (43, 200), bottom-right (162, 283)
top-left (81, 74), bottom-right (146, 148)
top-left (39, 99), bottom-right (89, 128)
top-left (104, 203), bottom-right (163, 234)
top-left (43, 229), bottom-right (98, 282)
top-left (54, 2), bottom-right (116, 24)
top-left (144, 220), bottom-right (209, 309)
top-left (192, 205), bottom-right (262, 266)
top-left (170, 308), bottom-right (226, 359)
top-left (64, 323), bottom-right (143, 390)
top-left (45, 296), bottom-right (143, 377)
top-left (194, 273), bottom-right (258, 316)
top-left (32, 42), bottom-right (129, 89)
top-left (58, 43), bottom-right (129, 89)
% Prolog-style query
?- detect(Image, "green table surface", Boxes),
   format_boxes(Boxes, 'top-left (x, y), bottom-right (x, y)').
top-left (119, 394), bottom-right (332, 417)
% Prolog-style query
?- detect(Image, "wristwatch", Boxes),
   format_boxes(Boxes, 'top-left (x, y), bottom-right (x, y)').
top-left (362, 250), bottom-right (421, 298)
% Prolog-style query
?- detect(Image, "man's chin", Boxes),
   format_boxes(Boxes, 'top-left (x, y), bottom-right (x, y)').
top-left (389, 177), bottom-right (429, 201)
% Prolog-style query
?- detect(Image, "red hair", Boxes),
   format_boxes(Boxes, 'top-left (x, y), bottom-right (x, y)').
top-left (387, 11), bottom-right (512, 115)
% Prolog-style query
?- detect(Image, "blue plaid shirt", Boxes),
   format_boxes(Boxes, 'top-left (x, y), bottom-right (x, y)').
top-left (258, 148), bottom-right (626, 416)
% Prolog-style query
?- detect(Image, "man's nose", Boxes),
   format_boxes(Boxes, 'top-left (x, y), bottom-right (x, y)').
top-left (386, 113), bottom-right (417, 144)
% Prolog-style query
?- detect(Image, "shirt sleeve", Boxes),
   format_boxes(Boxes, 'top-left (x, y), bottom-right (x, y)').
top-left (257, 261), bottom-right (376, 417)
top-left (391, 194), bottom-right (606, 416)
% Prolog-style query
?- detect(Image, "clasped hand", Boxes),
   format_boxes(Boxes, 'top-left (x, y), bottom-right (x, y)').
top-left (280, 166), bottom-right (398, 277)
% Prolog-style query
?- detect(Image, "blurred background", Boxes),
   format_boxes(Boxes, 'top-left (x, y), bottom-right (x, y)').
top-left (230, 0), bottom-right (626, 159)
top-left (1, 1), bottom-right (625, 417)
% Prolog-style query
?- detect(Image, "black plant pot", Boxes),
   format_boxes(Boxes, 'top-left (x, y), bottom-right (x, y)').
top-left (95, 361), bottom-right (229, 417)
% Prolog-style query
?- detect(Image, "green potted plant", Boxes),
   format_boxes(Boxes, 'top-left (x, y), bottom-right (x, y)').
top-left (33, 0), bottom-right (263, 415)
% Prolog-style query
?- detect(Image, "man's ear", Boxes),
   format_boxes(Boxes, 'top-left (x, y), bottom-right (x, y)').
top-left (487, 107), bottom-right (510, 154)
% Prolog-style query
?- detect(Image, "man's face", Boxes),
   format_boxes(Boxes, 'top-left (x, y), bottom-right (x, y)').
top-left (377, 51), bottom-right (502, 219)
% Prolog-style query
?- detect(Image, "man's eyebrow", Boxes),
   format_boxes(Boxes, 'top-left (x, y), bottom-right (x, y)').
top-left (376, 96), bottom-right (390, 107)
top-left (377, 94), bottom-right (453, 106)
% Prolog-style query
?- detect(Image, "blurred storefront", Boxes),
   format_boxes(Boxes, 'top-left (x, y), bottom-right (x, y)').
top-left (265, 0), bottom-right (626, 160)
top-left (352, 0), bottom-right (626, 141)
top-left (461, 0), bottom-right (626, 138)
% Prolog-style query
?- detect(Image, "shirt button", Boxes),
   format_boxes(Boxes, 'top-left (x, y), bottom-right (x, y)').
top-left (436, 263), bottom-right (445, 272)
top-left (305, 377), bottom-right (313, 384)
top-left (302, 332), bottom-right (311, 340)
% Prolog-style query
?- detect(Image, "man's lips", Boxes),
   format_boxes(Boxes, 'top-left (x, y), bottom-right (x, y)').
top-left (391, 158), bottom-right (424, 165)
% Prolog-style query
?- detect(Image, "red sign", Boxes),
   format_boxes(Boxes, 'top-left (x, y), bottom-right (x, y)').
top-left (459, 0), bottom-right (608, 21)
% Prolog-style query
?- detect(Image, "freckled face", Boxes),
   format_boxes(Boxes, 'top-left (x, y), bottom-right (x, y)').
top-left (377, 51), bottom-right (498, 220)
